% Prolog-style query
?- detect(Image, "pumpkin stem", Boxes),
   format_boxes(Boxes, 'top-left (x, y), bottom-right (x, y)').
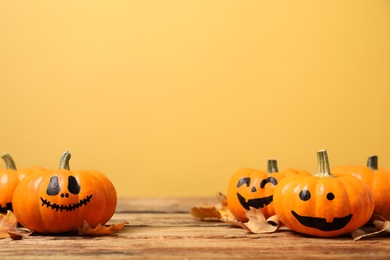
top-left (367, 155), bottom-right (378, 171)
top-left (314, 149), bottom-right (333, 178)
top-left (1, 153), bottom-right (17, 170)
top-left (267, 159), bottom-right (278, 173)
top-left (59, 151), bottom-right (71, 170)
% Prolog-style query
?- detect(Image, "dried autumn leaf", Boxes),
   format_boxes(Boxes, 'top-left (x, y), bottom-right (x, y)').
top-left (190, 192), bottom-right (234, 221)
top-left (8, 229), bottom-right (33, 240)
top-left (190, 206), bottom-right (222, 220)
top-left (217, 192), bottom-right (235, 220)
top-left (352, 215), bottom-right (390, 241)
top-left (78, 221), bottom-right (126, 236)
top-left (241, 207), bottom-right (282, 234)
top-left (0, 211), bottom-right (18, 239)
top-left (221, 217), bottom-right (247, 228)
top-left (221, 207), bottom-right (282, 232)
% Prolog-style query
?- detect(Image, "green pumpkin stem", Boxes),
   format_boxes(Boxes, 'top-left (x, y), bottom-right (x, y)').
top-left (314, 149), bottom-right (334, 178)
top-left (1, 153), bottom-right (17, 171)
top-left (267, 159), bottom-right (278, 173)
top-left (59, 151), bottom-right (71, 170)
top-left (367, 155), bottom-right (378, 171)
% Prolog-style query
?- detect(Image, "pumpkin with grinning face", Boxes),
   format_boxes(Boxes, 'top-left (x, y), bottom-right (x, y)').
top-left (274, 150), bottom-right (374, 237)
top-left (12, 151), bottom-right (117, 234)
top-left (227, 160), bottom-right (286, 222)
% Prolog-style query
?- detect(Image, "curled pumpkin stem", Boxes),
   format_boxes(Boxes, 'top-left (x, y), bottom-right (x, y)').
top-left (1, 153), bottom-right (17, 171)
top-left (315, 149), bottom-right (333, 178)
top-left (59, 151), bottom-right (71, 170)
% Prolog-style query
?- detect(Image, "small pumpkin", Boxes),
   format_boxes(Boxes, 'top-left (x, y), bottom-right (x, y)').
top-left (274, 149), bottom-right (374, 237)
top-left (227, 159), bottom-right (286, 222)
top-left (0, 153), bottom-right (43, 213)
top-left (332, 155), bottom-right (390, 220)
top-left (274, 150), bottom-right (374, 237)
top-left (12, 151), bottom-right (117, 233)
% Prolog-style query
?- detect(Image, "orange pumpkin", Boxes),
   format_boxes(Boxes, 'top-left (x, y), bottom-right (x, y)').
top-left (274, 149), bottom-right (374, 237)
top-left (332, 155), bottom-right (390, 220)
top-left (0, 153), bottom-right (43, 213)
top-left (227, 159), bottom-right (286, 222)
top-left (12, 151), bottom-right (117, 233)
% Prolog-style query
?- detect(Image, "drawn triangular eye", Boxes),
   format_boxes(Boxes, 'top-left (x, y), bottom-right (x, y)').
top-left (47, 176), bottom-right (60, 196)
top-left (68, 176), bottom-right (80, 195)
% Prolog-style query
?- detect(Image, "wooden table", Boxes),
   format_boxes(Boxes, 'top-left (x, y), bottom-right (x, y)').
top-left (1, 197), bottom-right (390, 259)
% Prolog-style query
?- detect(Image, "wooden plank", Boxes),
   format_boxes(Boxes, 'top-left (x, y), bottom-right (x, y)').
top-left (116, 196), bottom-right (218, 213)
top-left (1, 197), bottom-right (390, 259)
top-left (2, 220), bottom-right (390, 259)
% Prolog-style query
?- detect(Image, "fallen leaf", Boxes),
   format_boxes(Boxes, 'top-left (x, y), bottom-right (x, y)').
top-left (190, 192), bottom-right (234, 221)
top-left (217, 192), bottom-right (235, 220)
top-left (0, 211), bottom-right (18, 239)
top-left (8, 229), bottom-right (33, 240)
top-left (352, 215), bottom-right (390, 241)
top-left (78, 221), bottom-right (126, 236)
top-left (221, 217), bottom-right (248, 228)
top-left (220, 207), bottom-right (282, 233)
top-left (190, 206), bottom-right (222, 220)
top-left (190, 193), bottom-right (281, 234)
top-left (241, 207), bottom-right (282, 234)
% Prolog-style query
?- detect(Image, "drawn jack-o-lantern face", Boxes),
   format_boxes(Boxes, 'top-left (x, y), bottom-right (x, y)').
top-left (41, 175), bottom-right (92, 212)
top-left (12, 151), bottom-right (117, 234)
top-left (227, 161), bottom-right (286, 222)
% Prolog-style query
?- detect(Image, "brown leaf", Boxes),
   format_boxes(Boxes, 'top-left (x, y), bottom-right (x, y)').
top-left (78, 221), bottom-right (126, 236)
top-left (352, 215), bottom-right (390, 241)
top-left (0, 211), bottom-right (18, 239)
top-left (241, 207), bottom-right (282, 234)
top-left (190, 206), bottom-right (222, 220)
top-left (217, 192), bottom-right (235, 220)
top-left (221, 218), bottom-right (247, 228)
top-left (190, 192), bottom-right (234, 221)
top-left (8, 230), bottom-right (33, 240)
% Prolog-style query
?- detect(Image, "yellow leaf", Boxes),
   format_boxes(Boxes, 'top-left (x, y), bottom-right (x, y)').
top-left (241, 207), bottom-right (282, 234)
top-left (220, 207), bottom-right (282, 233)
top-left (0, 211), bottom-right (18, 239)
top-left (190, 192), bottom-right (234, 221)
top-left (78, 221), bottom-right (126, 236)
top-left (190, 206), bottom-right (222, 220)
top-left (191, 193), bottom-right (282, 233)
top-left (352, 215), bottom-right (390, 241)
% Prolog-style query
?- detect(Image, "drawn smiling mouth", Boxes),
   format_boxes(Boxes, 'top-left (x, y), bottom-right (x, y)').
top-left (40, 194), bottom-right (93, 212)
top-left (237, 193), bottom-right (273, 210)
top-left (291, 210), bottom-right (353, 231)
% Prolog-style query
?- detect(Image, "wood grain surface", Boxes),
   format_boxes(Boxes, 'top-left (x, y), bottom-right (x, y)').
top-left (1, 197), bottom-right (390, 259)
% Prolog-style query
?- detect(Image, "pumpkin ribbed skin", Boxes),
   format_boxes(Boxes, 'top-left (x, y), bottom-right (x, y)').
top-left (0, 169), bottom-right (19, 212)
top-left (0, 153), bottom-right (44, 213)
top-left (274, 150), bottom-right (374, 237)
top-left (332, 155), bottom-right (390, 220)
top-left (12, 152), bottom-right (117, 234)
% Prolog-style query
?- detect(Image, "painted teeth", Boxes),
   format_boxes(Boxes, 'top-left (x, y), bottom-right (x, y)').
top-left (40, 195), bottom-right (93, 211)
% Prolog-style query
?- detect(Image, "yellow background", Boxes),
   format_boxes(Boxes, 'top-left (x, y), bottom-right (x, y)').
top-left (1, 1), bottom-right (389, 197)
